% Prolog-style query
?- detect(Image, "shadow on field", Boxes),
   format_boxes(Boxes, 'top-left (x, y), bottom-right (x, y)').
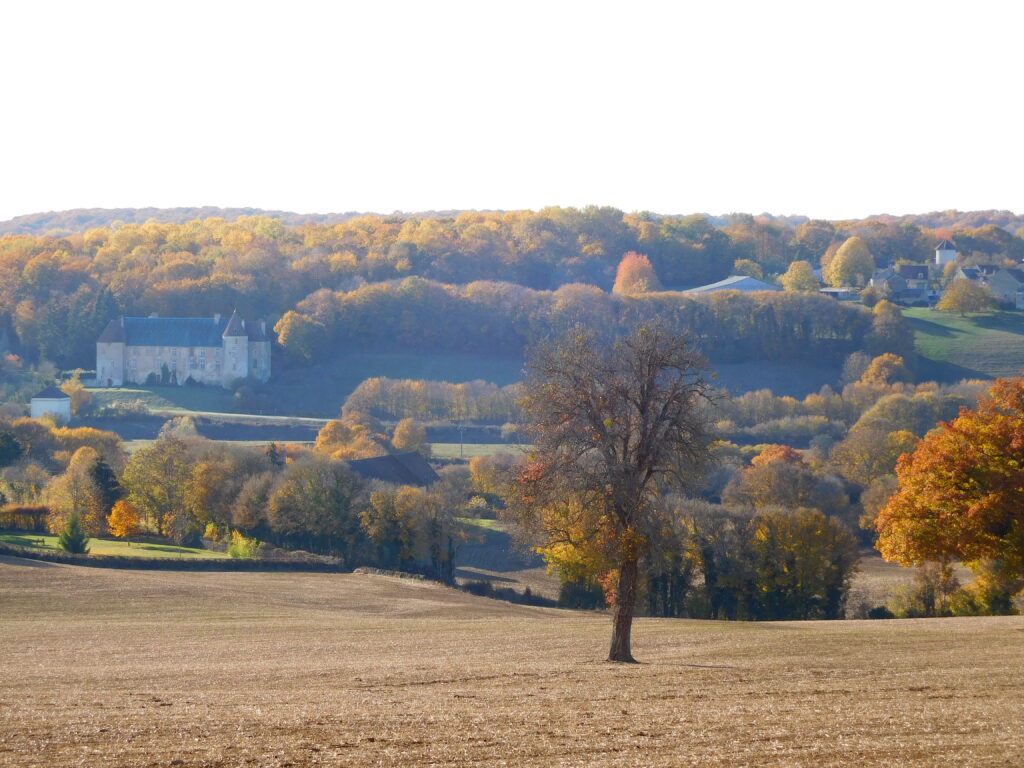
top-left (134, 544), bottom-right (204, 555)
top-left (454, 568), bottom-right (517, 583)
top-left (974, 312), bottom-right (1024, 334)
top-left (1, 535), bottom-right (54, 550)
top-left (915, 358), bottom-right (988, 384)
top-left (907, 316), bottom-right (961, 337)
top-left (0, 555), bottom-right (57, 568)
top-left (457, 524), bottom-right (542, 573)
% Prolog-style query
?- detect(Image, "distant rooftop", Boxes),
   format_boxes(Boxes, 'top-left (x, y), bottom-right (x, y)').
top-left (32, 385), bottom-right (69, 400)
top-left (684, 275), bottom-right (782, 294)
top-left (346, 452), bottom-right (440, 487)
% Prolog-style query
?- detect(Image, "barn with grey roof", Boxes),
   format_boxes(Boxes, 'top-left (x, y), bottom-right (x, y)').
top-left (96, 310), bottom-right (271, 388)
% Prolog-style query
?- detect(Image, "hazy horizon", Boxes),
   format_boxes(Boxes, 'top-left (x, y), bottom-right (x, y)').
top-left (3, 1), bottom-right (1022, 223)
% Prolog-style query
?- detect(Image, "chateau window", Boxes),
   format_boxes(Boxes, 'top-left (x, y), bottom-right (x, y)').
top-left (189, 359), bottom-right (196, 369)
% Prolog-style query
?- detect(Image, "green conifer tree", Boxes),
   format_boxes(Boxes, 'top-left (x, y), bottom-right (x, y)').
top-left (58, 511), bottom-right (90, 555)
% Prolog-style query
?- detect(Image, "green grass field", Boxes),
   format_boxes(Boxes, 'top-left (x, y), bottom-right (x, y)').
top-left (0, 531), bottom-right (229, 559)
top-left (87, 385), bottom-right (236, 413)
top-left (431, 442), bottom-right (530, 459)
top-left (904, 307), bottom-right (1024, 382)
top-left (87, 352), bottom-right (525, 419)
top-left (266, 351), bottom-right (526, 417)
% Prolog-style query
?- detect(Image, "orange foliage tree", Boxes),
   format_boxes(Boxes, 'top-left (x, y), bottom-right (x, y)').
top-left (107, 500), bottom-right (141, 541)
top-left (876, 377), bottom-right (1024, 578)
top-left (612, 252), bottom-right (662, 295)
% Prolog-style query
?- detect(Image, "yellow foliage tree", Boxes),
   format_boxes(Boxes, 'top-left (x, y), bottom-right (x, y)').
top-left (937, 279), bottom-right (992, 316)
top-left (824, 237), bottom-right (874, 288)
top-left (107, 499), bottom-right (141, 541)
top-left (779, 260), bottom-right (819, 292)
top-left (391, 418), bottom-right (430, 457)
top-left (60, 370), bottom-right (92, 417)
top-left (859, 354), bottom-right (911, 387)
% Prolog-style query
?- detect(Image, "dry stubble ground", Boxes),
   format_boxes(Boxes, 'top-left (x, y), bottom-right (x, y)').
top-left (1, 555), bottom-right (1022, 768)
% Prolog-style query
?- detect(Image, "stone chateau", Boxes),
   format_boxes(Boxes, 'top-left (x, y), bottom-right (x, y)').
top-left (96, 310), bottom-right (271, 388)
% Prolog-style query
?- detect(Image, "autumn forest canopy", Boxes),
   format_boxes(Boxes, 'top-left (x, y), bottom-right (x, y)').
top-left (3, 205), bottom-right (1021, 378)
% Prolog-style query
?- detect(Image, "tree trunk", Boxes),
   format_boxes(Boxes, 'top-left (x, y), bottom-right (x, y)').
top-left (608, 557), bottom-right (640, 663)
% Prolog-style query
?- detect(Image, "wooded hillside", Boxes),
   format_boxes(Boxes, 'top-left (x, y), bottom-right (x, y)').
top-left (6, 206), bottom-right (1007, 374)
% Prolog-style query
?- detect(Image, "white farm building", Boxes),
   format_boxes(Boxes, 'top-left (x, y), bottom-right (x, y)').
top-left (30, 386), bottom-right (72, 422)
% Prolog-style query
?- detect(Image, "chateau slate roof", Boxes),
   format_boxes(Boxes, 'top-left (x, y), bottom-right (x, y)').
top-left (99, 314), bottom-right (269, 347)
top-left (33, 385), bottom-right (70, 400)
top-left (346, 452), bottom-right (440, 487)
top-left (97, 318), bottom-right (125, 343)
top-left (246, 319), bottom-right (268, 341)
top-left (222, 310), bottom-right (246, 338)
top-left (936, 239), bottom-right (957, 251)
top-left (119, 317), bottom-right (231, 347)
top-left (684, 275), bottom-right (782, 293)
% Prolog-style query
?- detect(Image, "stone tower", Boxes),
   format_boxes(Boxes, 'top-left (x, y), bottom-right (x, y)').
top-left (221, 310), bottom-right (250, 386)
top-left (96, 318), bottom-right (125, 387)
top-left (935, 239), bottom-right (957, 266)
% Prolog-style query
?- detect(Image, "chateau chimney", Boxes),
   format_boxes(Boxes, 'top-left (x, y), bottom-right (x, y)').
top-left (260, 320), bottom-right (266, 334)
top-left (214, 313), bottom-right (221, 323)
top-left (148, 312), bottom-right (158, 318)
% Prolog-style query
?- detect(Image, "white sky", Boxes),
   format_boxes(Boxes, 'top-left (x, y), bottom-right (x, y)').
top-left (1, 0), bottom-right (1021, 223)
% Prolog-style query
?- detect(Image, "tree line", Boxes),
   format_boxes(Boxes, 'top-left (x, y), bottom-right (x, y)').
top-left (277, 279), bottom-right (885, 364)
top-left (2, 208), bottom-right (1017, 373)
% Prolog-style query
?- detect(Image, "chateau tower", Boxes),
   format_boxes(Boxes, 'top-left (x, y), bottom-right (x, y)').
top-left (221, 310), bottom-right (250, 386)
top-left (96, 318), bottom-right (126, 386)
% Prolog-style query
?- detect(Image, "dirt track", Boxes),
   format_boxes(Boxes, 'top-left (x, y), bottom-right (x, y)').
top-left (2, 556), bottom-right (1022, 767)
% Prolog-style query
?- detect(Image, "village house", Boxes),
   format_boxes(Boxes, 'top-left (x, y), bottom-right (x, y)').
top-left (897, 264), bottom-right (930, 291)
top-left (987, 268), bottom-right (1024, 309)
top-left (96, 310), bottom-right (271, 389)
top-left (870, 267), bottom-right (907, 295)
top-left (954, 264), bottom-right (1001, 284)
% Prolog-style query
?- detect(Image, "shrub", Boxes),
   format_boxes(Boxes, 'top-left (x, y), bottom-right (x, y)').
top-left (97, 399), bottom-right (150, 419)
top-left (227, 530), bottom-right (262, 559)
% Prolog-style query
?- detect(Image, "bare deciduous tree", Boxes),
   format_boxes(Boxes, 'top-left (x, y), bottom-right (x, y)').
top-left (513, 325), bottom-right (715, 662)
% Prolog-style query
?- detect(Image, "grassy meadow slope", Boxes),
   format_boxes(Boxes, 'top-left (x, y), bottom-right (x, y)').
top-left (905, 307), bottom-right (1024, 382)
top-left (2, 557), bottom-right (1021, 767)
top-left (88, 353), bottom-right (840, 424)
top-left (0, 532), bottom-right (228, 559)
